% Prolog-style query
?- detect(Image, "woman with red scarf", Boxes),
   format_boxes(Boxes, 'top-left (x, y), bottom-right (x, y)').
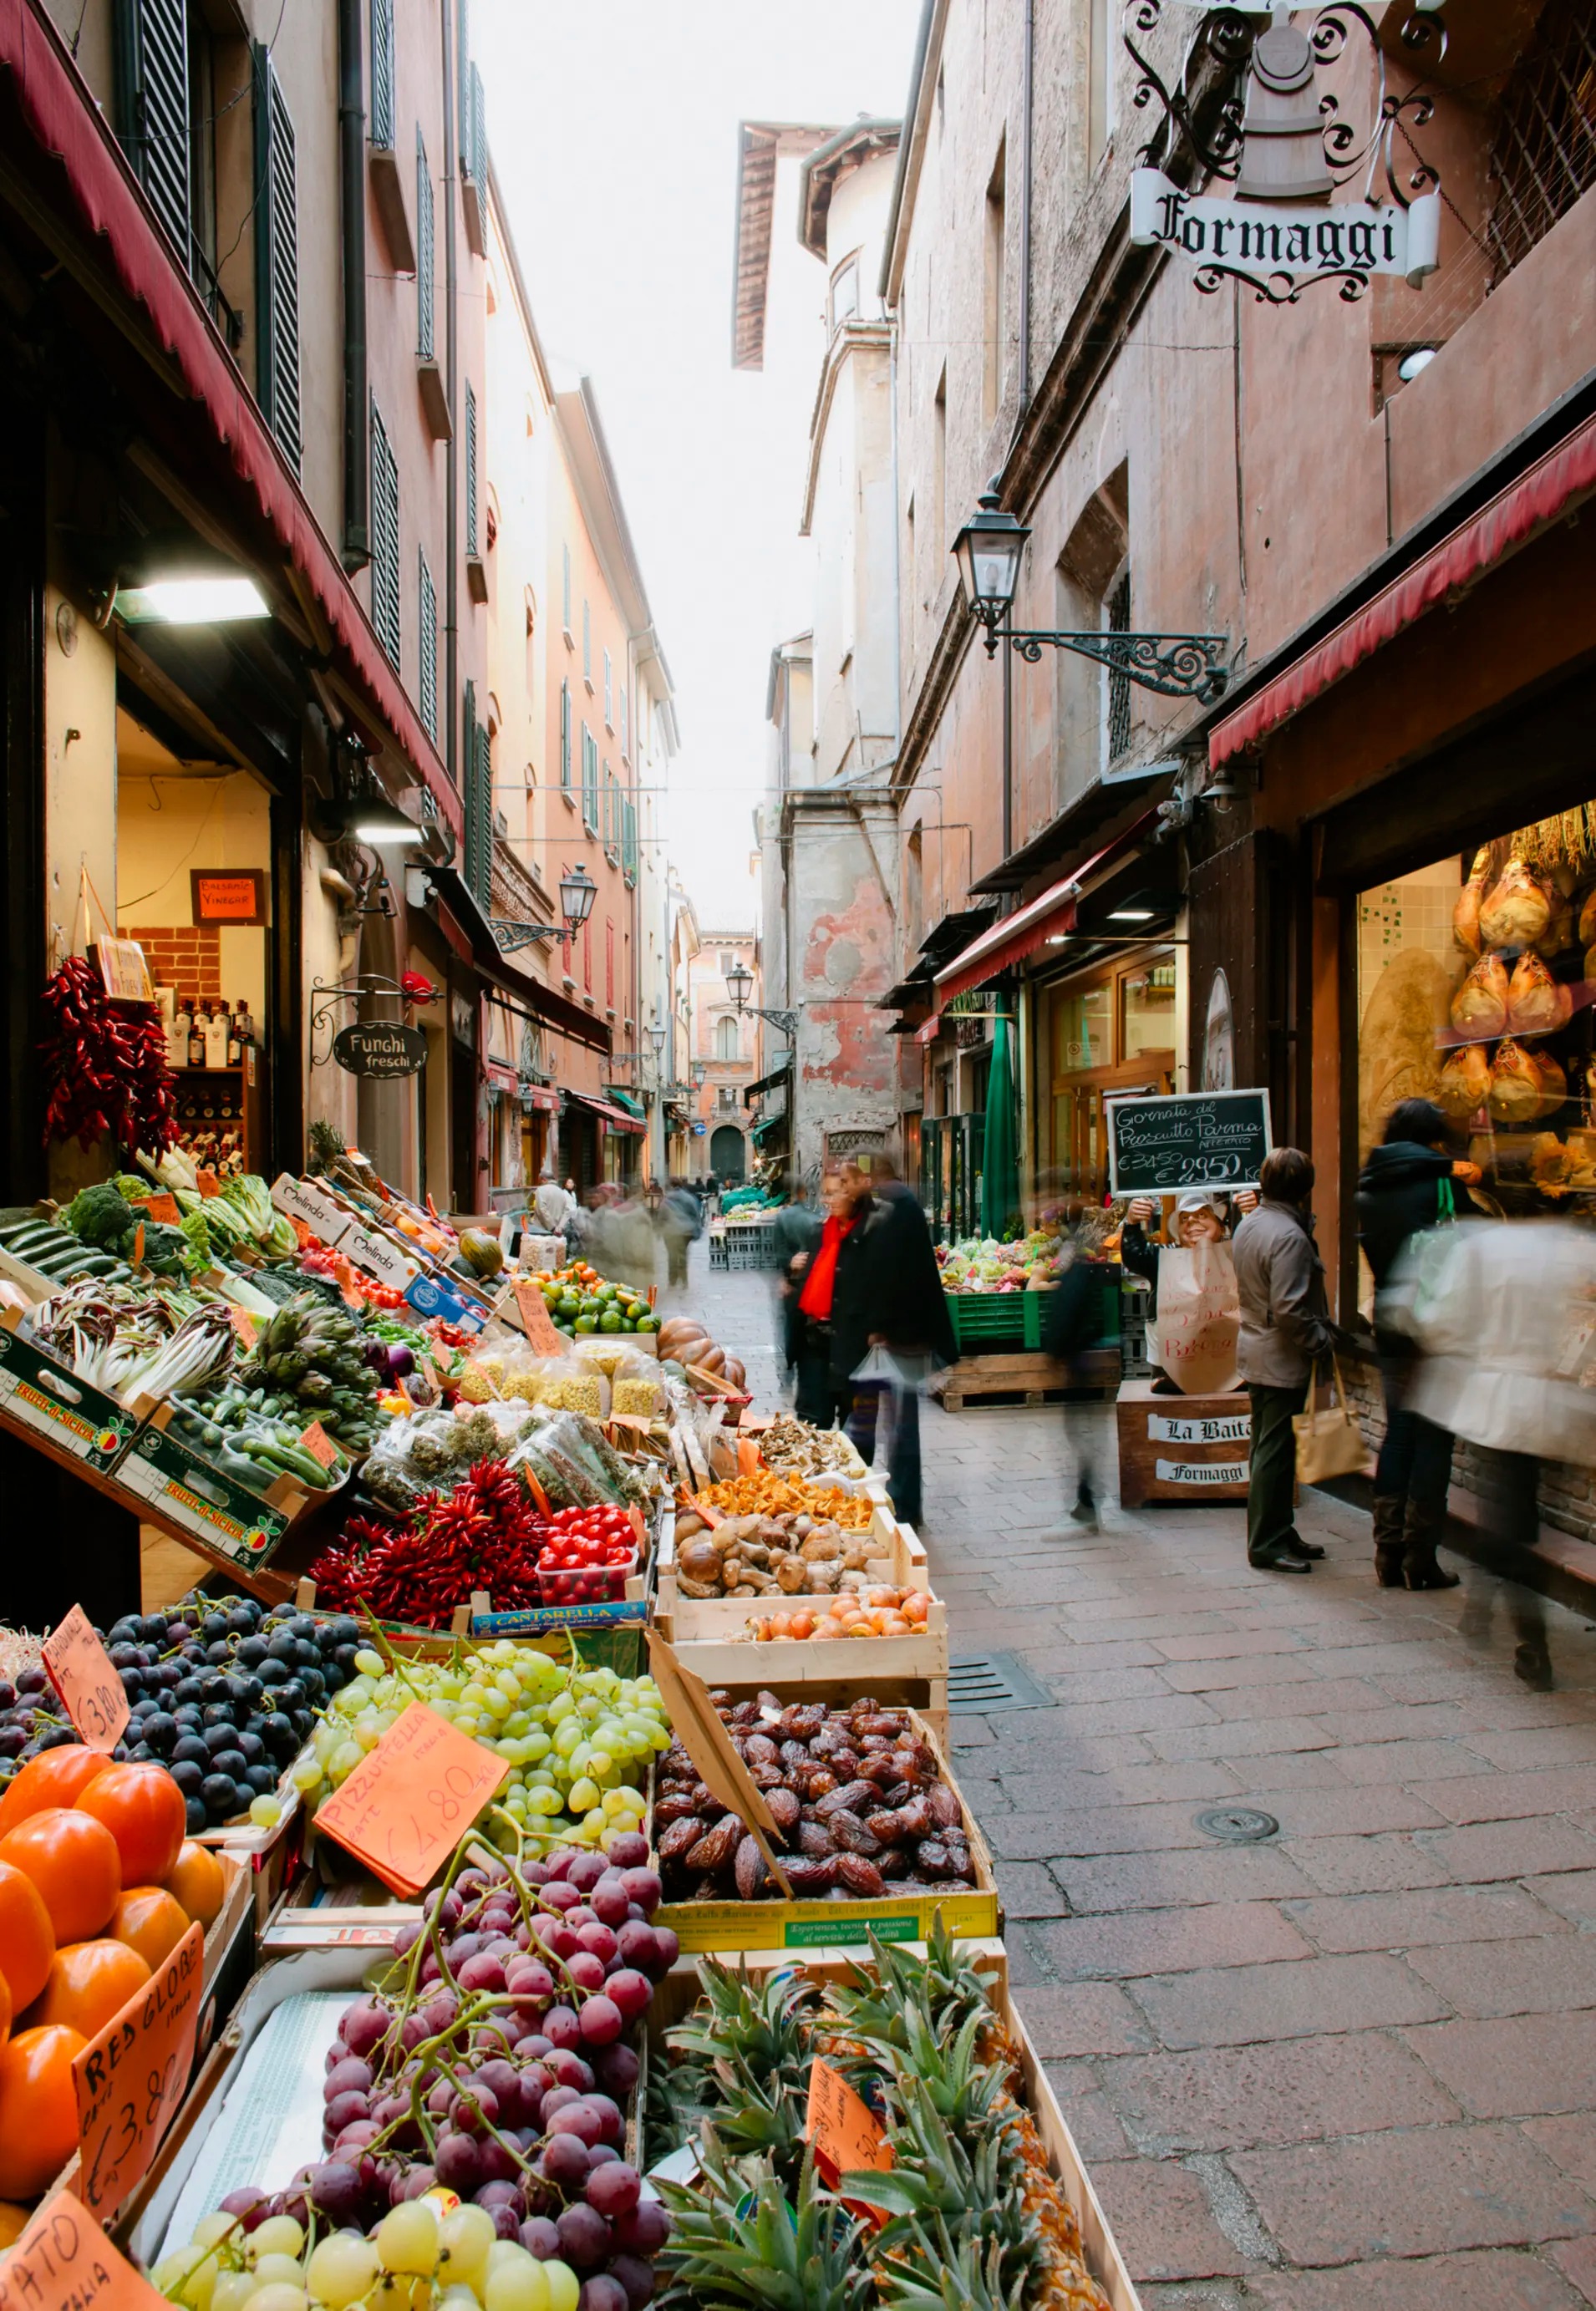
top-left (792, 1171), bottom-right (855, 1427)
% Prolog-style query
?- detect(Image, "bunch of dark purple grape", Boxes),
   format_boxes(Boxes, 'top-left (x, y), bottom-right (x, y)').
top-left (221, 1839), bottom-right (676, 2310)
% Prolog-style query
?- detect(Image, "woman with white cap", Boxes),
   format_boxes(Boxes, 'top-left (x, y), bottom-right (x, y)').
top-left (1121, 1190), bottom-right (1254, 1394)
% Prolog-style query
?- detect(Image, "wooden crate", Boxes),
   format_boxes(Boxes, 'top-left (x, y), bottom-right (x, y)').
top-left (934, 1348), bottom-right (1115, 1411)
top-left (644, 1940), bottom-right (1141, 2311)
top-left (1116, 1376), bottom-right (1252, 1506)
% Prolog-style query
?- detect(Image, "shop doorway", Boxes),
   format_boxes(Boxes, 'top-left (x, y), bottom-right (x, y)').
top-left (710, 1123), bottom-right (746, 1181)
top-left (356, 907), bottom-right (409, 1192)
top-left (1039, 949), bottom-right (1177, 1206)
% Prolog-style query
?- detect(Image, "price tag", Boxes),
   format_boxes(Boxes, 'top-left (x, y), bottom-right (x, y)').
top-left (131, 1220), bottom-right (145, 1267)
top-left (42, 1603), bottom-right (129, 1751)
top-left (315, 1702), bottom-right (509, 1895)
top-left (512, 1279), bottom-right (567, 1356)
top-left (73, 1922), bottom-right (204, 2219)
top-left (143, 1193), bottom-right (182, 1227)
top-left (736, 1437), bottom-right (765, 1478)
top-left (300, 1420), bottom-right (339, 1470)
top-left (681, 1492), bottom-right (723, 1528)
top-left (806, 2058), bottom-right (893, 2214)
top-left (228, 1306), bottom-right (259, 1349)
top-left (0, 2191), bottom-right (169, 2311)
top-left (195, 1170), bottom-right (221, 1198)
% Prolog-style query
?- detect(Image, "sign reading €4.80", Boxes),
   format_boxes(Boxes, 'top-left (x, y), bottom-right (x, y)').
top-left (332, 1022), bottom-right (429, 1079)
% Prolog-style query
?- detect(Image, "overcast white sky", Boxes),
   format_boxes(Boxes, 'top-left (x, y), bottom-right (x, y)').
top-left (476, 0), bottom-right (920, 930)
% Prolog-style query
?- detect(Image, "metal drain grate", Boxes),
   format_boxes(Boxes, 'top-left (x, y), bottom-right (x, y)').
top-left (1194, 1806), bottom-right (1280, 1843)
top-left (948, 1652), bottom-right (1053, 1714)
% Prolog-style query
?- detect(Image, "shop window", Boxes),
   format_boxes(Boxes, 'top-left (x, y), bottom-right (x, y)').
top-left (560, 679), bottom-right (572, 790)
top-left (1122, 961), bottom-right (1177, 1059)
top-left (418, 551), bottom-right (438, 742)
top-left (252, 47), bottom-right (302, 473)
top-left (1486, 1), bottom-right (1596, 288)
top-left (1055, 982), bottom-right (1111, 1074)
top-left (715, 1015), bottom-right (739, 1062)
top-left (415, 129), bottom-right (435, 360)
top-left (369, 398), bottom-right (400, 668)
top-left (1355, 813), bottom-right (1596, 1219)
top-left (370, 0), bottom-right (395, 148)
top-left (465, 383), bottom-right (479, 557)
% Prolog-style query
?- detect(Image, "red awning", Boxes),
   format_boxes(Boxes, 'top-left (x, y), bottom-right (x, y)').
top-left (567, 1091), bottom-right (646, 1136)
top-left (484, 1061), bottom-right (519, 1094)
top-left (1211, 407), bottom-right (1596, 771)
top-left (933, 807), bottom-right (1161, 1003)
top-left (914, 1013), bottom-right (943, 1045)
top-left (0, 3), bottom-right (460, 838)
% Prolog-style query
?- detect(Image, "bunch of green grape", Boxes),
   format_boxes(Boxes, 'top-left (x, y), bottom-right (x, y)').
top-left (155, 2198), bottom-right (587, 2311)
top-left (292, 1643), bottom-right (669, 1853)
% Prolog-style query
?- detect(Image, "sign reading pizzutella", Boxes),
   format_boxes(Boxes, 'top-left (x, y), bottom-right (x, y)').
top-left (1131, 172), bottom-right (1441, 301)
top-left (332, 1023), bottom-right (429, 1079)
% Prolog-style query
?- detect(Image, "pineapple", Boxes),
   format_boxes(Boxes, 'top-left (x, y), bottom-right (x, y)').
top-left (658, 2146), bottom-right (871, 2311)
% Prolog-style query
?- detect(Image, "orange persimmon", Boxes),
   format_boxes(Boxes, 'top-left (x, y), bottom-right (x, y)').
top-left (162, 1841), bottom-right (226, 1930)
top-left (27, 1938), bottom-right (150, 2039)
top-left (0, 1809), bottom-right (120, 1943)
top-left (0, 2025), bottom-right (85, 2197)
top-left (0, 1857), bottom-right (54, 2014)
top-left (0, 1747), bottom-right (111, 1839)
top-left (76, 1763), bottom-right (186, 1887)
top-left (111, 1887), bottom-right (191, 1971)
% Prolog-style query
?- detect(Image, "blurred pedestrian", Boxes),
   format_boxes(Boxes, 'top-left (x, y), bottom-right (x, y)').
top-left (1233, 1148), bottom-right (1335, 1573)
top-left (1042, 1205), bottom-right (1120, 1530)
top-left (793, 1168), bottom-right (855, 1428)
top-left (770, 1175), bottom-right (822, 1383)
top-left (659, 1176), bottom-right (703, 1289)
top-left (829, 1154), bottom-right (954, 1529)
top-left (1356, 1097), bottom-right (1477, 1589)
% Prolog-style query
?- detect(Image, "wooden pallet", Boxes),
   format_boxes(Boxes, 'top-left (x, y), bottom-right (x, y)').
top-left (933, 1347), bottom-right (1116, 1411)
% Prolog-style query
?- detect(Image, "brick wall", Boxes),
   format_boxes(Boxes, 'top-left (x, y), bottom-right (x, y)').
top-left (1347, 1352), bottom-right (1595, 1546)
top-left (121, 926), bottom-right (221, 999)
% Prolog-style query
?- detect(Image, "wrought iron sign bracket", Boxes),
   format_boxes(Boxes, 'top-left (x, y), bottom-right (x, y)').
top-left (308, 974), bottom-right (408, 1068)
top-left (985, 624), bottom-right (1231, 703)
top-left (490, 918), bottom-right (563, 955)
top-left (736, 1006), bottom-right (800, 1039)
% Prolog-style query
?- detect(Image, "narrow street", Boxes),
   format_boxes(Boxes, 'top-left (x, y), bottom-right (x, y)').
top-left (695, 1252), bottom-right (1596, 2308)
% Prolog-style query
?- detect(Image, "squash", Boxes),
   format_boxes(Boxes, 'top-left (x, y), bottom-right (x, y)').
top-left (458, 1228), bottom-right (504, 1278)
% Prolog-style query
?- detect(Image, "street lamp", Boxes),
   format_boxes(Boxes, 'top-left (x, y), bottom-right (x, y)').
top-left (952, 489), bottom-right (1029, 641)
top-left (691, 1060), bottom-right (707, 1089)
top-left (559, 863), bottom-right (597, 932)
top-left (648, 1021), bottom-right (666, 1057)
top-left (724, 959), bottom-right (753, 1011)
top-left (724, 960), bottom-right (799, 1043)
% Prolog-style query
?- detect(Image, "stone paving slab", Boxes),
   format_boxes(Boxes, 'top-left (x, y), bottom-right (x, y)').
top-left (691, 1260), bottom-right (1596, 2304)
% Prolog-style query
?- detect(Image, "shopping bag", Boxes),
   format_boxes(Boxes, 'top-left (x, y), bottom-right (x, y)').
top-left (1294, 1359), bottom-right (1370, 1484)
top-left (1147, 1242), bottom-right (1240, 1396)
top-left (851, 1343), bottom-right (938, 1389)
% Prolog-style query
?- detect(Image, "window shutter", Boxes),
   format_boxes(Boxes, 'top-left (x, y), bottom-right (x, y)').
top-left (419, 552), bottom-right (438, 743)
top-left (562, 545), bottom-right (571, 632)
top-left (253, 48), bottom-right (302, 472)
top-left (582, 598), bottom-right (591, 679)
top-left (471, 65), bottom-right (485, 187)
top-left (560, 679), bottom-right (572, 788)
top-left (369, 398), bottom-right (400, 666)
top-left (369, 0), bottom-right (394, 148)
top-left (623, 798), bottom-right (638, 886)
top-left (115, 0), bottom-right (191, 262)
top-left (605, 919), bottom-right (614, 1010)
top-left (463, 682), bottom-right (492, 905)
top-left (465, 383), bottom-right (479, 556)
top-left (416, 130), bottom-right (435, 360)
top-left (618, 684), bottom-right (628, 756)
top-left (458, 0), bottom-right (472, 173)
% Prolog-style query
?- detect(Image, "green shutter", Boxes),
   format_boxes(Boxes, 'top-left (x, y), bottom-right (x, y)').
top-left (416, 130), bottom-right (435, 360)
top-left (369, 399), bottom-right (400, 665)
top-left (457, 0), bottom-right (472, 173)
top-left (560, 679), bottom-right (572, 789)
top-left (252, 48), bottom-right (302, 472)
top-left (419, 552), bottom-right (438, 742)
top-left (465, 383), bottom-right (479, 556)
top-left (463, 689), bottom-right (493, 907)
top-left (369, 0), bottom-right (394, 147)
top-left (114, 0), bottom-right (191, 262)
top-left (623, 798), bottom-right (638, 886)
top-left (471, 65), bottom-right (485, 187)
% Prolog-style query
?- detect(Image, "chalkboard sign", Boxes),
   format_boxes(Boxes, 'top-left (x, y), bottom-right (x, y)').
top-left (333, 1022), bottom-right (428, 1079)
top-left (1106, 1089), bottom-right (1273, 1195)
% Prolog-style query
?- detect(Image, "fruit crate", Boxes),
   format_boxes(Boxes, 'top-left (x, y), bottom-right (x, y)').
top-left (653, 1707), bottom-right (996, 1952)
top-left (944, 1288), bottom-right (1045, 1352)
top-left (643, 1938), bottom-right (1141, 2311)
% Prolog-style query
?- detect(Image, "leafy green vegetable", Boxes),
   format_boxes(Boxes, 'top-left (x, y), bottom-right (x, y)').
top-left (64, 1182), bottom-right (138, 1251)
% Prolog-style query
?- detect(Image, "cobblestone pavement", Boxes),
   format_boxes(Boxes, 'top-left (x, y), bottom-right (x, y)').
top-left (688, 1251), bottom-right (1596, 2309)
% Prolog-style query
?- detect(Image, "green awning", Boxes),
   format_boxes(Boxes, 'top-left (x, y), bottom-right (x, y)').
top-left (603, 1088), bottom-right (647, 1120)
top-left (751, 1116), bottom-right (786, 1144)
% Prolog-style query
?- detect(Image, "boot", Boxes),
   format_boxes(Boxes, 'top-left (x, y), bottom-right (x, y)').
top-left (1372, 1494), bottom-right (1408, 1587)
top-left (1402, 1498), bottom-right (1460, 1590)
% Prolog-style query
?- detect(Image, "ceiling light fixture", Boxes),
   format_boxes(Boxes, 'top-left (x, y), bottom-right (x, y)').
top-left (1107, 907), bottom-right (1156, 922)
top-left (116, 576), bottom-right (270, 624)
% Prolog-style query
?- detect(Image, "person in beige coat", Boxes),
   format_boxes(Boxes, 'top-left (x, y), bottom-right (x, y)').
top-left (1232, 1148), bottom-right (1336, 1572)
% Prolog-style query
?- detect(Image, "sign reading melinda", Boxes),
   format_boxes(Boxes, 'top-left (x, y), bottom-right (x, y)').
top-left (1107, 1089), bottom-right (1273, 1196)
top-left (333, 1022), bottom-right (429, 1079)
top-left (1130, 169), bottom-right (1441, 301)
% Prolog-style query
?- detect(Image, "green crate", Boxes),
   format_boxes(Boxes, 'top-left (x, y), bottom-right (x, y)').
top-left (945, 1291), bottom-right (1042, 1351)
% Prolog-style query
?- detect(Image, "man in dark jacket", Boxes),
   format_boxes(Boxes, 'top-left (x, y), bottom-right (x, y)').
top-left (1233, 1147), bottom-right (1335, 1572)
top-left (829, 1156), bottom-right (955, 1527)
top-left (1355, 1096), bottom-right (1477, 1590)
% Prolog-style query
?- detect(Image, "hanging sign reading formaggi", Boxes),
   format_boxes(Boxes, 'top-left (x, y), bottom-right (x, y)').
top-left (332, 1023), bottom-right (428, 1079)
top-left (1131, 172), bottom-right (1441, 302)
top-left (1106, 1089), bottom-right (1273, 1196)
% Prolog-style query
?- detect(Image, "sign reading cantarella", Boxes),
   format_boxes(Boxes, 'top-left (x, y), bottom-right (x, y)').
top-left (1131, 170), bottom-right (1441, 302)
top-left (1106, 1089), bottom-right (1273, 1196)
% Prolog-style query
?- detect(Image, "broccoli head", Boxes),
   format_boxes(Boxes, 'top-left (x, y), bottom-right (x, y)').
top-left (64, 1181), bottom-right (139, 1251)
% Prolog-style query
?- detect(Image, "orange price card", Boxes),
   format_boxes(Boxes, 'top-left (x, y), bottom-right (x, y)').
top-left (73, 1922), bottom-right (204, 2220)
top-left (228, 1305), bottom-right (259, 1349)
top-left (513, 1277), bottom-right (566, 1357)
top-left (314, 1702), bottom-right (510, 1895)
top-left (42, 1602), bottom-right (129, 1752)
top-left (0, 2191), bottom-right (170, 2311)
top-left (300, 1419), bottom-right (340, 1470)
top-left (196, 1169), bottom-right (222, 1199)
top-left (142, 1192), bottom-right (182, 1227)
top-left (806, 2057), bottom-right (893, 2215)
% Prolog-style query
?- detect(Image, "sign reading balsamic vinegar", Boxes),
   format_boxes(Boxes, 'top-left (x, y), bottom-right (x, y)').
top-left (333, 1022), bottom-right (429, 1079)
top-left (1106, 1089), bottom-right (1273, 1196)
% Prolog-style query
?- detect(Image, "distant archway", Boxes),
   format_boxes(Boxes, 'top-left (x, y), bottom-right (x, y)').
top-left (709, 1125), bottom-right (745, 1182)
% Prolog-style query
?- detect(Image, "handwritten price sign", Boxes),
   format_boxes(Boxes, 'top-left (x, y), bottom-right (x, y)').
top-left (42, 1604), bottom-right (129, 1751)
top-left (513, 1279), bottom-right (567, 1357)
top-left (0, 2191), bottom-right (168, 2311)
top-left (314, 1703), bottom-right (509, 1894)
top-left (806, 2057), bottom-right (893, 2220)
top-left (73, 1922), bottom-right (204, 2219)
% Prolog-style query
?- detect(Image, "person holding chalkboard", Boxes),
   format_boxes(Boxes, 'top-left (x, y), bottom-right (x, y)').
top-left (1233, 1149), bottom-right (1336, 1573)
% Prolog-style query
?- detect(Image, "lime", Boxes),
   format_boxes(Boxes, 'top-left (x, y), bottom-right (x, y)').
top-left (636, 1314), bottom-right (659, 1333)
top-left (599, 1310), bottom-right (623, 1333)
top-left (557, 1293), bottom-right (581, 1316)
top-left (573, 1315), bottom-right (598, 1333)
